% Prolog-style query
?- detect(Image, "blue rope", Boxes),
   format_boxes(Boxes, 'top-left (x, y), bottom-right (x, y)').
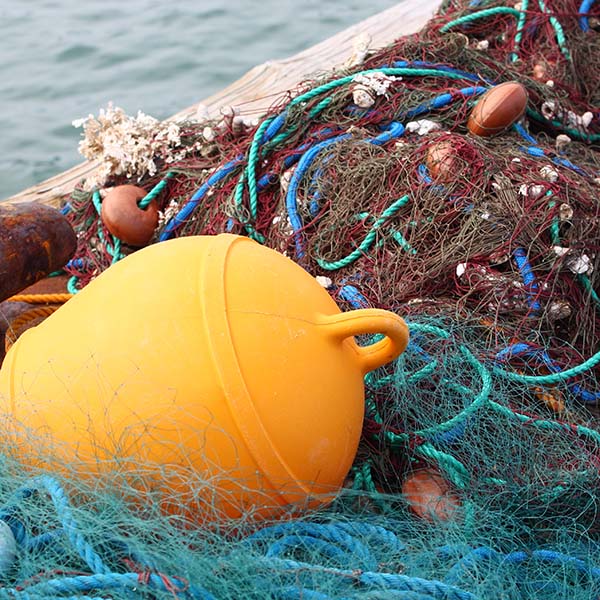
top-left (1, 572), bottom-right (214, 599)
top-left (258, 557), bottom-right (478, 600)
top-left (513, 123), bottom-right (587, 176)
top-left (512, 248), bottom-right (541, 314)
top-left (38, 476), bottom-right (109, 575)
top-left (0, 478), bottom-right (215, 599)
top-left (579, 0), bottom-right (596, 30)
top-left (159, 155), bottom-right (244, 240)
top-left (444, 545), bottom-right (600, 586)
top-left (286, 133), bottom-right (352, 258)
top-left (339, 285), bottom-right (369, 309)
top-left (495, 342), bottom-right (600, 403)
top-left (404, 86), bottom-right (487, 120)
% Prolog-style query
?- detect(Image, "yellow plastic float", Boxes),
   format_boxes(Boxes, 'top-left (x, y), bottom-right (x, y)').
top-left (0, 234), bottom-right (408, 521)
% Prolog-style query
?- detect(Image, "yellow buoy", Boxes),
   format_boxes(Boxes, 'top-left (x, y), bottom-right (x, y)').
top-left (0, 234), bottom-right (408, 521)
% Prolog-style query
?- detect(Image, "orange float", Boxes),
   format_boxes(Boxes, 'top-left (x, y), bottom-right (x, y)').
top-left (0, 234), bottom-right (408, 522)
top-left (100, 185), bottom-right (158, 246)
top-left (402, 468), bottom-right (460, 522)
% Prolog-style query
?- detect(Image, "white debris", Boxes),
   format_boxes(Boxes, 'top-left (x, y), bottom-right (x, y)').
top-left (316, 276), bottom-right (333, 289)
top-left (157, 199), bottom-right (180, 228)
top-left (558, 203), bottom-right (573, 220)
top-left (456, 263), bottom-right (467, 277)
top-left (202, 126), bottom-right (216, 142)
top-left (555, 134), bottom-right (571, 152)
top-left (566, 253), bottom-right (594, 275)
top-left (406, 120), bottom-right (441, 135)
top-left (351, 72), bottom-right (399, 97)
top-left (195, 104), bottom-right (210, 122)
top-left (476, 39), bottom-right (489, 50)
top-left (553, 246), bottom-right (569, 257)
top-left (280, 168), bottom-right (295, 194)
top-left (542, 101), bottom-right (594, 130)
top-left (519, 184), bottom-right (545, 199)
top-left (346, 32), bottom-right (372, 67)
top-left (548, 300), bottom-right (572, 320)
top-left (540, 165), bottom-right (559, 182)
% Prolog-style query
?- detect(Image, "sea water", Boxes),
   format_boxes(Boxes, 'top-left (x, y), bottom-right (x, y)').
top-left (0, 0), bottom-right (398, 199)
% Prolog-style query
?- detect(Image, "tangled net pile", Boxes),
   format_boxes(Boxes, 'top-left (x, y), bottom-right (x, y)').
top-left (2, 0), bottom-right (600, 597)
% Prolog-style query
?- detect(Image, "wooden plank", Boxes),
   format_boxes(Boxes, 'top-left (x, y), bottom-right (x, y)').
top-left (4, 0), bottom-right (440, 206)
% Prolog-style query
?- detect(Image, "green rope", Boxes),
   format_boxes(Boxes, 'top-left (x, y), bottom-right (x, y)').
top-left (316, 195), bottom-right (410, 270)
top-left (414, 346), bottom-right (492, 438)
top-left (242, 67), bottom-right (483, 225)
top-left (440, 7), bottom-right (521, 33)
top-left (527, 108), bottom-right (600, 142)
top-left (578, 274), bottom-right (600, 311)
top-left (537, 0), bottom-right (572, 61)
top-left (138, 172), bottom-right (173, 209)
top-left (488, 400), bottom-right (600, 446)
top-left (67, 275), bottom-right (79, 295)
top-left (244, 118), bottom-right (274, 220)
top-left (416, 443), bottom-right (471, 489)
top-left (92, 190), bottom-right (124, 265)
top-left (493, 350), bottom-right (600, 384)
top-left (408, 323), bottom-right (451, 339)
top-left (92, 189), bottom-right (102, 214)
top-left (391, 231), bottom-right (416, 255)
top-left (511, 0), bottom-right (529, 62)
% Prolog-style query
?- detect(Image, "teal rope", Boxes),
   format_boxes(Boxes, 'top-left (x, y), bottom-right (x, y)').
top-left (416, 443), bottom-right (471, 489)
top-left (511, 0), bottom-right (529, 61)
top-left (245, 118), bottom-right (274, 220)
top-left (391, 230), bottom-right (416, 255)
top-left (138, 172), bottom-right (173, 209)
top-left (266, 97), bottom-right (337, 150)
top-left (67, 275), bottom-right (79, 295)
top-left (527, 108), bottom-right (600, 142)
top-left (493, 349), bottom-right (600, 384)
top-left (579, 274), bottom-right (600, 311)
top-left (440, 7), bottom-right (521, 33)
top-left (537, 0), bottom-right (572, 61)
top-left (414, 346), bottom-right (492, 438)
top-left (243, 67), bottom-right (482, 223)
top-left (488, 400), bottom-right (600, 446)
top-left (316, 195), bottom-right (410, 270)
top-left (91, 190), bottom-right (102, 214)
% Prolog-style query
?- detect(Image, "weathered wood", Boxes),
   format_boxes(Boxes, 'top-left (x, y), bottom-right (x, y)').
top-left (4, 1), bottom-right (440, 207)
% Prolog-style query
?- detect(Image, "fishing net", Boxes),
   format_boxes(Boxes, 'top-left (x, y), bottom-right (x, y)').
top-left (1, 0), bottom-right (600, 597)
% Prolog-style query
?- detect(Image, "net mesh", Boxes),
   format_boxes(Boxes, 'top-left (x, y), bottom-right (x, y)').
top-left (2, 0), bottom-right (600, 598)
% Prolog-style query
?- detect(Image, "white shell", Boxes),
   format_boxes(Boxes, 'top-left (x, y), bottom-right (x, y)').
top-left (352, 85), bottom-right (376, 108)
top-left (540, 166), bottom-right (559, 182)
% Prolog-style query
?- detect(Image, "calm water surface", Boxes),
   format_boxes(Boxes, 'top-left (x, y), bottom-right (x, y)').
top-left (0, 0), bottom-right (399, 198)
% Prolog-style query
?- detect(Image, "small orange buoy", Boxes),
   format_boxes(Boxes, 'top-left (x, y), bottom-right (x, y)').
top-left (426, 139), bottom-right (457, 181)
top-left (100, 185), bottom-right (158, 246)
top-left (467, 82), bottom-right (528, 137)
top-left (402, 468), bottom-right (460, 522)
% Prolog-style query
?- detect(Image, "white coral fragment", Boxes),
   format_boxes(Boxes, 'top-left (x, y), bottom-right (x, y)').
top-left (351, 72), bottom-right (399, 98)
top-left (74, 103), bottom-right (187, 189)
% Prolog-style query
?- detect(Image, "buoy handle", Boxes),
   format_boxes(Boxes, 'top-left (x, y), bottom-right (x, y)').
top-left (321, 309), bottom-right (409, 374)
